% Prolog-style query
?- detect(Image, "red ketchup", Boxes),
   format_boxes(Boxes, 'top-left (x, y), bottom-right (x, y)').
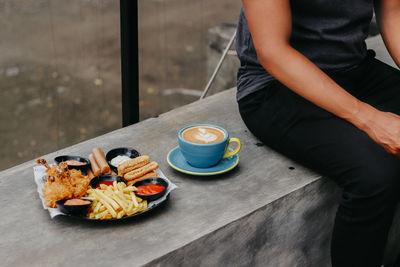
top-left (136, 184), bottom-right (164, 195)
top-left (96, 181), bottom-right (115, 189)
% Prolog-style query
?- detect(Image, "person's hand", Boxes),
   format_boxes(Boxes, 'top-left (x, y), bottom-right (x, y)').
top-left (354, 103), bottom-right (400, 156)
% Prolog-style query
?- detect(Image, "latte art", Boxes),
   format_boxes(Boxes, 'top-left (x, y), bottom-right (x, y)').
top-left (195, 128), bottom-right (218, 142)
top-left (182, 126), bottom-right (225, 144)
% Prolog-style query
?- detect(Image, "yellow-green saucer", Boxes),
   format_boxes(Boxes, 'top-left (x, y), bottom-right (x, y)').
top-left (166, 147), bottom-right (239, 176)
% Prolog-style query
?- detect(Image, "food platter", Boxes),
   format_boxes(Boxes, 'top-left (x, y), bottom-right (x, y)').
top-left (34, 147), bottom-right (177, 221)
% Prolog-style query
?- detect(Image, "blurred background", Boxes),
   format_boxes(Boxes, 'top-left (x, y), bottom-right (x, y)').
top-left (0, 0), bottom-right (242, 170)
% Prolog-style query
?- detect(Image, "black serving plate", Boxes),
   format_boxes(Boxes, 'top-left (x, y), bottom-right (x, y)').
top-left (60, 175), bottom-right (169, 221)
top-left (54, 155), bottom-right (90, 173)
top-left (106, 147), bottom-right (140, 173)
top-left (57, 198), bottom-right (93, 217)
top-left (89, 174), bottom-right (127, 189)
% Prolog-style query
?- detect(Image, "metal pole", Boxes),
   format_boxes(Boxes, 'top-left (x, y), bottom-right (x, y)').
top-left (200, 29), bottom-right (237, 100)
top-left (120, 0), bottom-right (139, 127)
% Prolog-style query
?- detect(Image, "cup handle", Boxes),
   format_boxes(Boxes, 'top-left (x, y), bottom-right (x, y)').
top-left (223, 138), bottom-right (242, 159)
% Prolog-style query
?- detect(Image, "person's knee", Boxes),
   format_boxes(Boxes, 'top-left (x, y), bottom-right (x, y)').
top-left (340, 159), bottom-right (400, 219)
top-left (356, 159), bottom-right (400, 202)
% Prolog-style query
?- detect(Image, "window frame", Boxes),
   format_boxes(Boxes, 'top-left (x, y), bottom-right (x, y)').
top-left (120, 0), bottom-right (139, 127)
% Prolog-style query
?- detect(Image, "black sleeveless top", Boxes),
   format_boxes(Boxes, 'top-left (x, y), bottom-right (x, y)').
top-left (236, 0), bottom-right (374, 101)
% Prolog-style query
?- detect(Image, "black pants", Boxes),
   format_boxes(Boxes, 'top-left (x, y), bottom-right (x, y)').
top-left (238, 51), bottom-right (400, 267)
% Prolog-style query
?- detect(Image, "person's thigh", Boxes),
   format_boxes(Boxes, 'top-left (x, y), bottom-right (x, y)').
top-left (239, 80), bottom-right (400, 195)
top-left (350, 57), bottom-right (400, 115)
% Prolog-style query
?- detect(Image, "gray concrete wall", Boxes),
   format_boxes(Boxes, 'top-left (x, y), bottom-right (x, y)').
top-left (147, 178), bottom-right (341, 267)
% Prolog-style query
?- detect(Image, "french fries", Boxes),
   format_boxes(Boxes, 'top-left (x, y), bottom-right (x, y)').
top-left (86, 181), bottom-right (147, 219)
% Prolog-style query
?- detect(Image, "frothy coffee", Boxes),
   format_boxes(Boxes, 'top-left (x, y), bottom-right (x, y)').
top-left (182, 126), bottom-right (225, 144)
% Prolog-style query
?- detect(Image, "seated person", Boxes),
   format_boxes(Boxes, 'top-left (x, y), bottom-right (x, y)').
top-left (237, 0), bottom-right (400, 266)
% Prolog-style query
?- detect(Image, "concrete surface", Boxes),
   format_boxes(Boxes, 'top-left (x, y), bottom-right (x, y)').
top-left (1, 87), bottom-right (399, 266)
top-left (0, 88), bottom-right (320, 267)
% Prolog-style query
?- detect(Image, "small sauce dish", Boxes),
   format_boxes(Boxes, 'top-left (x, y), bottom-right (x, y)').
top-left (57, 198), bottom-right (93, 217)
top-left (106, 147), bottom-right (140, 173)
top-left (54, 155), bottom-right (90, 173)
top-left (133, 177), bottom-right (168, 202)
top-left (89, 174), bottom-right (127, 189)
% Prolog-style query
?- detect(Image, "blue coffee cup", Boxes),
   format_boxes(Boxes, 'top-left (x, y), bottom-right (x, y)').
top-left (178, 124), bottom-right (241, 168)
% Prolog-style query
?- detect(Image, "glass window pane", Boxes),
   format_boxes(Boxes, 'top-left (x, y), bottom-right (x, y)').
top-left (138, 0), bottom-right (242, 119)
top-left (0, 0), bottom-right (121, 170)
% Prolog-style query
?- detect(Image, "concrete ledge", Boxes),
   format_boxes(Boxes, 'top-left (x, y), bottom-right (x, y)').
top-left (1, 88), bottom-right (399, 266)
top-left (0, 89), bottom-right (325, 266)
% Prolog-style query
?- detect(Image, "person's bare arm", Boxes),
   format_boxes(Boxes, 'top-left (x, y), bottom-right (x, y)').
top-left (243, 0), bottom-right (400, 155)
top-left (375, 0), bottom-right (400, 68)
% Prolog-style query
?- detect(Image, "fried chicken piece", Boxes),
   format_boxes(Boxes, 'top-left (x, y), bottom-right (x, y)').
top-left (37, 158), bottom-right (90, 208)
top-left (42, 165), bottom-right (73, 208)
top-left (36, 158), bottom-right (50, 169)
top-left (43, 178), bottom-right (73, 208)
top-left (69, 169), bottom-right (91, 198)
